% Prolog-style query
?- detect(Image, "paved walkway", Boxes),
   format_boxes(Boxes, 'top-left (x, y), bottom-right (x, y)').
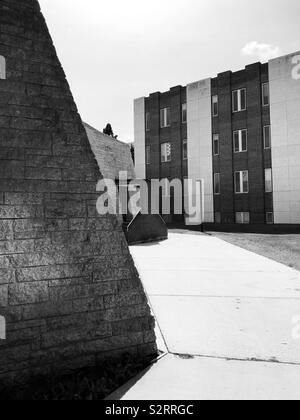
top-left (114, 231), bottom-right (300, 400)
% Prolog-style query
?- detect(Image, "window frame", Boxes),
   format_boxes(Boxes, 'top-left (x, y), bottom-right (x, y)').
top-left (145, 112), bottom-right (150, 132)
top-left (232, 88), bottom-right (247, 113)
top-left (265, 168), bottom-right (273, 193)
top-left (262, 83), bottom-right (270, 107)
top-left (160, 107), bottom-right (171, 129)
top-left (213, 134), bottom-right (220, 156)
top-left (212, 95), bottom-right (219, 117)
top-left (214, 173), bottom-right (221, 195)
top-left (182, 139), bottom-right (188, 160)
top-left (161, 142), bottom-right (172, 163)
top-left (235, 170), bottom-right (249, 194)
top-left (233, 129), bottom-right (248, 153)
top-left (182, 103), bottom-right (187, 124)
top-left (236, 212), bottom-right (250, 224)
top-left (263, 125), bottom-right (271, 149)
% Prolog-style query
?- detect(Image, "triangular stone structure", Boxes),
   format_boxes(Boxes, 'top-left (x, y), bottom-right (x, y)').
top-left (0, 0), bottom-right (156, 384)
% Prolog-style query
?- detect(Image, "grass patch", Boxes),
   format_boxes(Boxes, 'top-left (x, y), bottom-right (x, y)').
top-left (0, 352), bottom-right (155, 400)
top-left (210, 232), bottom-right (300, 271)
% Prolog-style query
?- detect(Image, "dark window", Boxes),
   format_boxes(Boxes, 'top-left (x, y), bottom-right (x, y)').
top-left (232, 89), bottom-right (246, 112)
top-left (213, 134), bottom-right (220, 156)
top-left (235, 171), bottom-right (249, 194)
top-left (240, 88), bottom-right (246, 110)
top-left (214, 173), bottom-right (221, 195)
top-left (183, 139), bottom-right (188, 160)
top-left (182, 104), bottom-right (187, 124)
top-left (233, 130), bottom-right (247, 153)
top-left (160, 108), bottom-right (171, 128)
top-left (262, 83), bottom-right (270, 107)
top-left (264, 125), bottom-right (271, 149)
top-left (212, 95), bottom-right (219, 117)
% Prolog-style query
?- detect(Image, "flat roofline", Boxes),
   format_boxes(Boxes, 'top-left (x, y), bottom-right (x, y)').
top-left (144, 62), bottom-right (265, 98)
top-left (136, 51), bottom-right (299, 101)
top-left (268, 50), bottom-right (300, 63)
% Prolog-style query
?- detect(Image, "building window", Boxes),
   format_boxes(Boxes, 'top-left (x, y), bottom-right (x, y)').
top-left (214, 173), bottom-right (221, 195)
top-left (265, 168), bottom-right (273, 193)
top-left (266, 212), bottom-right (274, 224)
top-left (146, 145), bottom-right (151, 165)
top-left (264, 125), bottom-right (271, 149)
top-left (236, 212), bottom-right (250, 224)
top-left (182, 103), bottom-right (187, 124)
top-left (182, 139), bottom-right (188, 160)
top-left (0, 56), bottom-right (6, 80)
top-left (235, 170), bottom-right (249, 194)
top-left (160, 107), bottom-right (171, 128)
top-left (145, 112), bottom-right (150, 131)
top-left (214, 212), bottom-right (221, 224)
top-left (262, 83), bottom-right (270, 107)
top-left (161, 142), bottom-right (171, 163)
top-left (212, 95), bottom-right (219, 117)
top-left (213, 134), bottom-right (220, 156)
top-left (233, 129), bottom-right (247, 153)
top-left (232, 89), bottom-right (246, 113)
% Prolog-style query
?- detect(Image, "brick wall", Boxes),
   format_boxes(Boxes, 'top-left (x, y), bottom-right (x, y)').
top-left (0, 0), bottom-right (156, 384)
top-left (212, 64), bottom-right (272, 224)
top-left (145, 87), bottom-right (187, 223)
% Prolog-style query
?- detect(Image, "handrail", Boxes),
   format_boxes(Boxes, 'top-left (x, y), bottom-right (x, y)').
top-left (126, 210), bottom-right (141, 231)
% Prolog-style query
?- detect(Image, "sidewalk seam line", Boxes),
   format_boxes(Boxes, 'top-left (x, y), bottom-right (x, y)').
top-left (148, 294), bottom-right (300, 300)
top-left (170, 352), bottom-right (300, 366)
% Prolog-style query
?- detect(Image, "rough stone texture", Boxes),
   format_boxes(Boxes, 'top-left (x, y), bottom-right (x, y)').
top-left (0, 0), bottom-right (156, 384)
top-left (84, 123), bottom-right (135, 181)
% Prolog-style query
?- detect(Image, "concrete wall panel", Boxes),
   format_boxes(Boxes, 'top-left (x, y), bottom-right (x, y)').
top-left (187, 79), bottom-right (214, 223)
top-left (269, 51), bottom-right (300, 223)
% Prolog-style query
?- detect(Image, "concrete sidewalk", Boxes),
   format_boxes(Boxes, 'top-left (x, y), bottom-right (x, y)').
top-left (116, 231), bottom-right (300, 400)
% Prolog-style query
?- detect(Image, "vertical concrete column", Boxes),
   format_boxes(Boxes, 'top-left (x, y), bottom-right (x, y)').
top-left (134, 97), bottom-right (146, 179)
top-left (147, 92), bottom-right (161, 180)
top-left (186, 79), bottom-right (213, 224)
top-left (170, 86), bottom-right (183, 180)
top-left (269, 52), bottom-right (300, 223)
top-left (246, 63), bottom-right (265, 224)
top-left (218, 71), bottom-right (234, 224)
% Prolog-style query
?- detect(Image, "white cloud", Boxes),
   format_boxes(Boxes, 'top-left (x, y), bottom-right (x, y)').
top-left (241, 41), bottom-right (281, 62)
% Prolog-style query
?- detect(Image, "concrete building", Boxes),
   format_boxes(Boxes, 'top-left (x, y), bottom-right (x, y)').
top-left (134, 51), bottom-right (300, 229)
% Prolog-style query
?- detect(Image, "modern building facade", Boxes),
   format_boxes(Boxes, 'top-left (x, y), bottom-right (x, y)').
top-left (134, 51), bottom-right (300, 227)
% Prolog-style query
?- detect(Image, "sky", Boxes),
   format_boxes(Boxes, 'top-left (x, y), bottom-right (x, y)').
top-left (39, 0), bottom-right (300, 143)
